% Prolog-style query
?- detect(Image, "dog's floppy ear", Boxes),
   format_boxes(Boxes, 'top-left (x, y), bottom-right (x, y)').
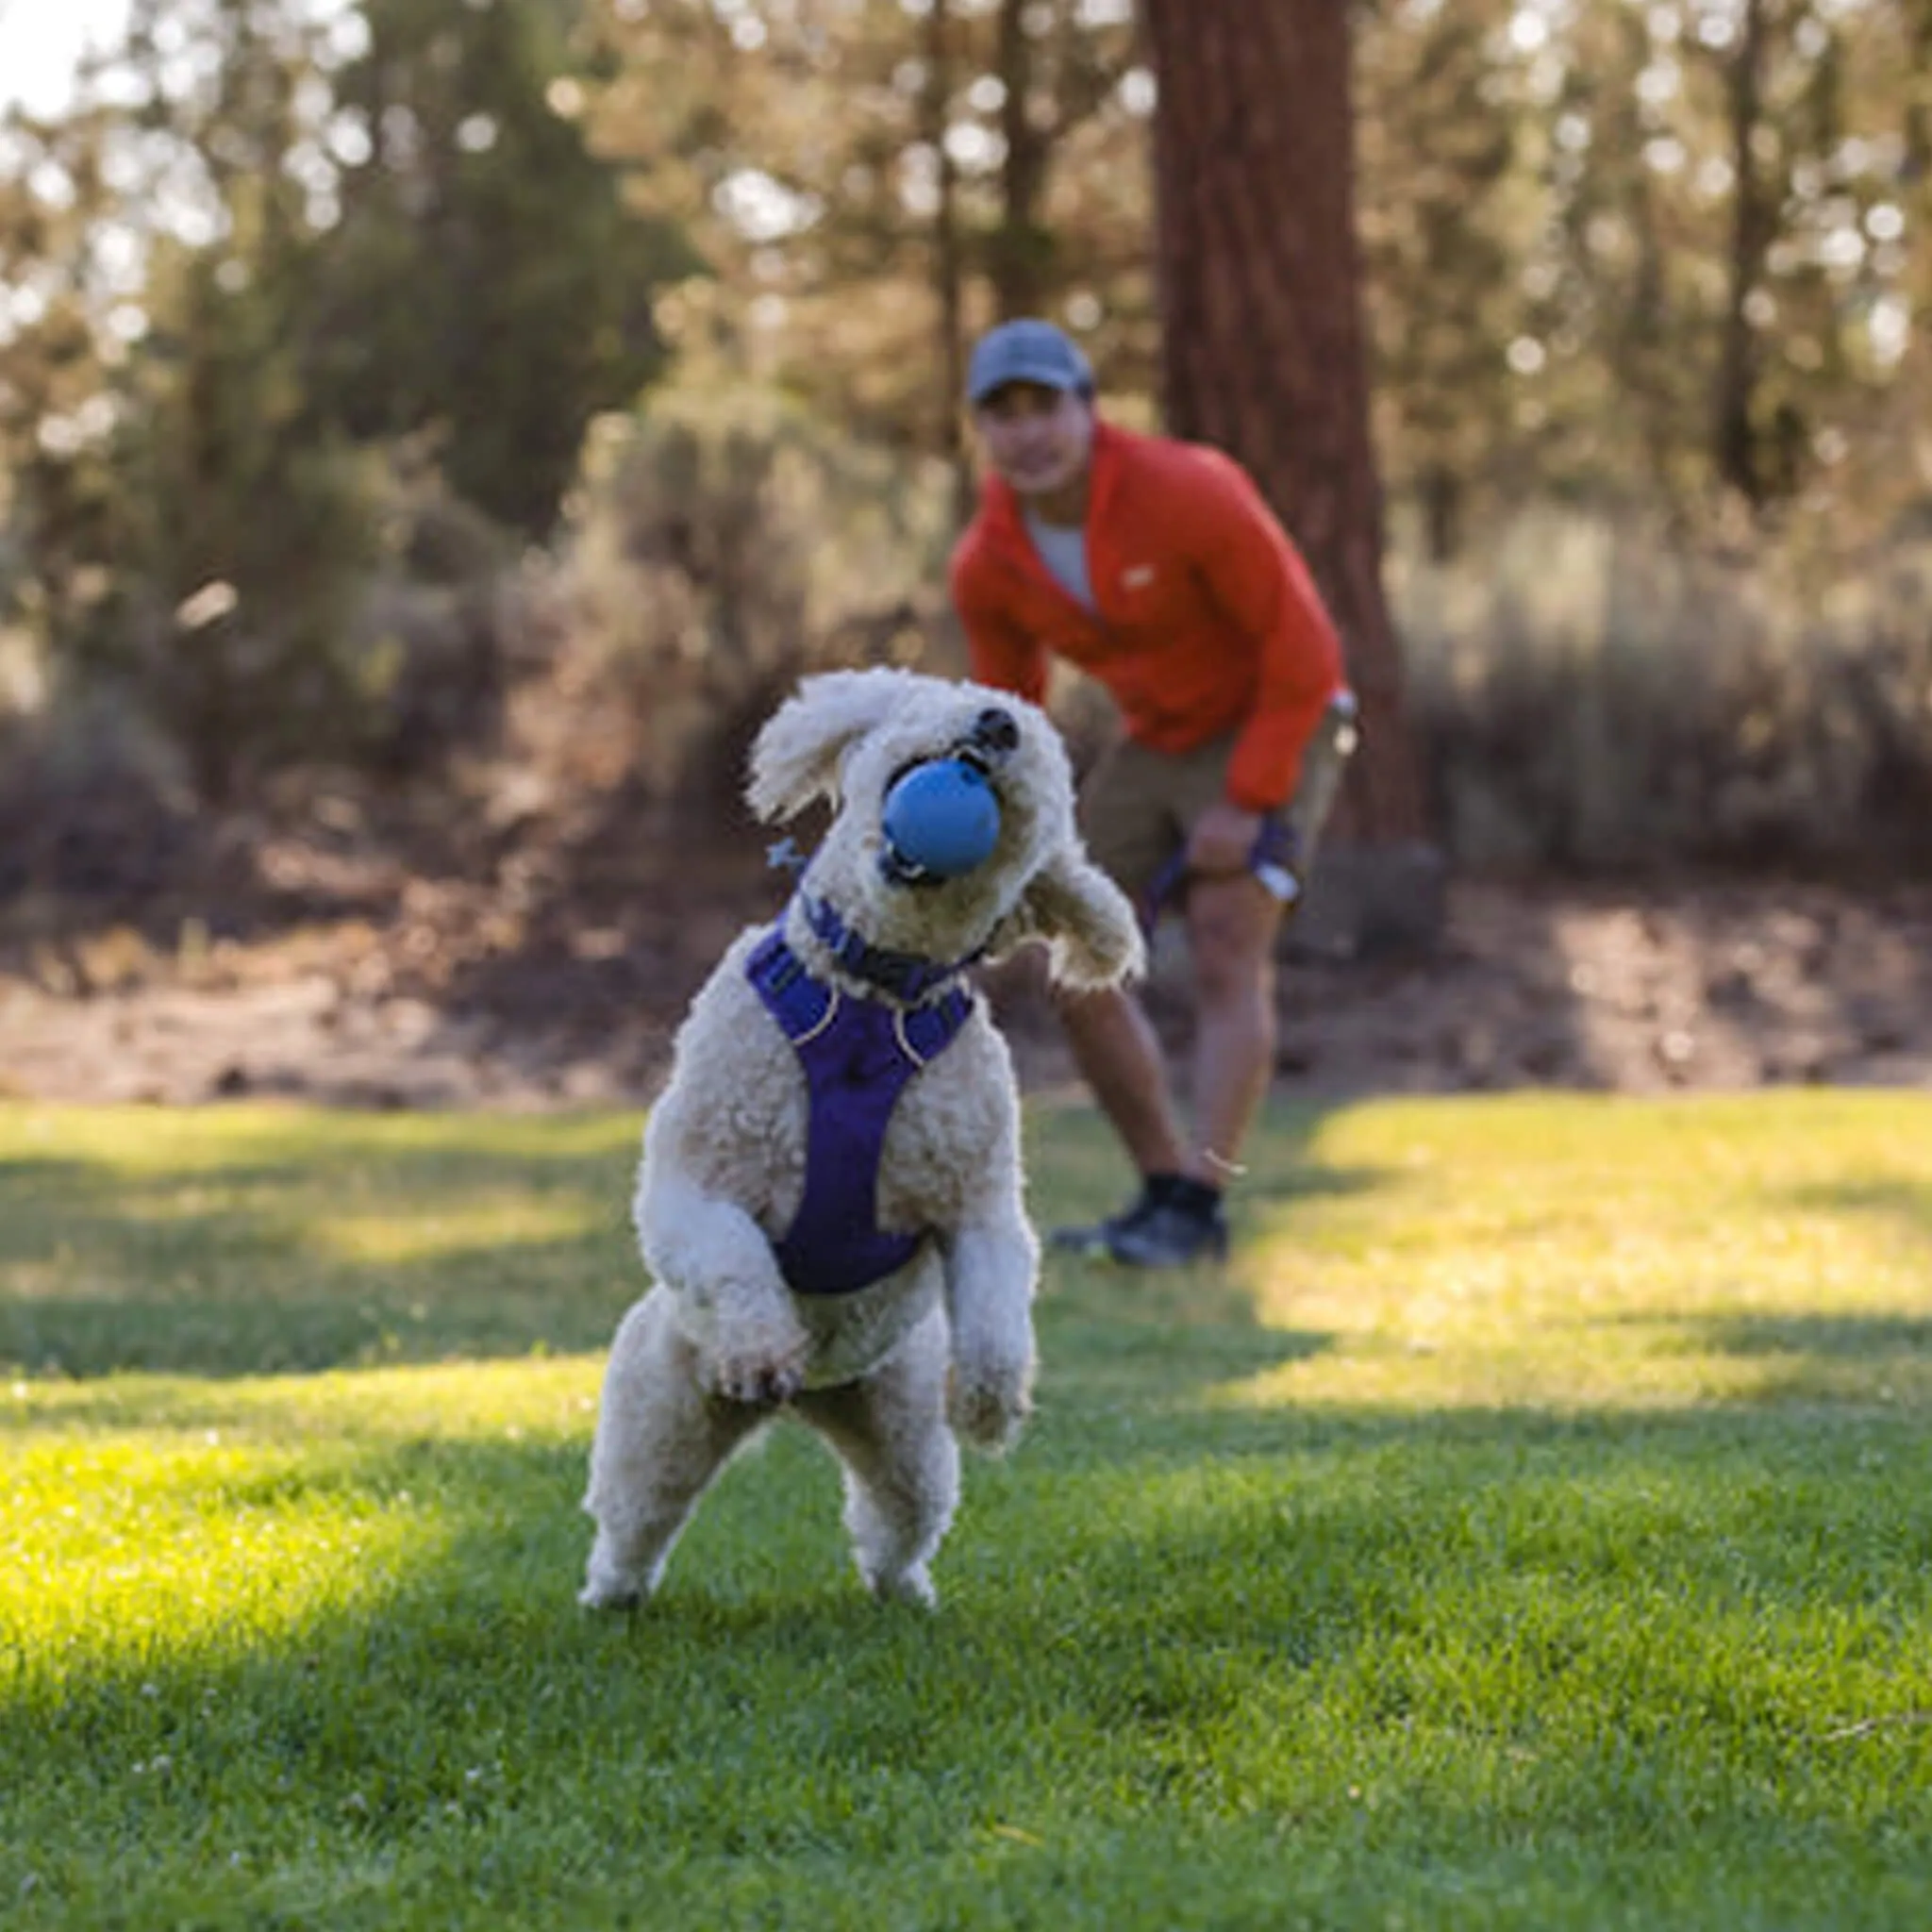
top-left (745, 668), bottom-right (913, 824)
top-left (990, 848), bottom-right (1145, 991)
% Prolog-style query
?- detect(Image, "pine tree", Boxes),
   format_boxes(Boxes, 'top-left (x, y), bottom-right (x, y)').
top-left (1141, 0), bottom-right (1429, 854)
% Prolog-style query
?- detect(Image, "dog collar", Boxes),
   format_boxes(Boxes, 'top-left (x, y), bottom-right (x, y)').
top-left (798, 893), bottom-right (986, 1007)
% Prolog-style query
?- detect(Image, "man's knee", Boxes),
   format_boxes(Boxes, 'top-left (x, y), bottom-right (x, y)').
top-left (1195, 949), bottom-right (1274, 1013)
top-left (1187, 882), bottom-right (1279, 1006)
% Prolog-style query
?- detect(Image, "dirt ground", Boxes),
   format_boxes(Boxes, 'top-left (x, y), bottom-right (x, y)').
top-left (3, 796), bottom-right (1928, 1111)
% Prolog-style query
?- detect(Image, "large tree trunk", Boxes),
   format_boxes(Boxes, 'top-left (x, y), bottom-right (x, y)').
top-left (991, 0), bottom-right (1055, 318)
top-left (922, 0), bottom-right (975, 527)
top-left (1713, 0), bottom-right (1776, 508)
top-left (1141, 0), bottom-right (1430, 878)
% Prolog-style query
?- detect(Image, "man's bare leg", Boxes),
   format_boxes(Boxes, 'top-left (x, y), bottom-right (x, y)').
top-left (1047, 877), bottom-right (1280, 1263)
top-left (1183, 873), bottom-right (1284, 1182)
top-left (1053, 982), bottom-right (1191, 1178)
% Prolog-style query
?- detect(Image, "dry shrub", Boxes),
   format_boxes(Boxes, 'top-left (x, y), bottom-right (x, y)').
top-left (511, 384), bottom-right (960, 814)
top-left (0, 445), bottom-right (526, 913)
top-left (0, 686), bottom-right (203, 908)
top-left (1397, 510), bottom-right (1932, 874)
top-left (347, 469), bottom-right (516, 778)
top-left (32, 444), bottom-right (516, 801)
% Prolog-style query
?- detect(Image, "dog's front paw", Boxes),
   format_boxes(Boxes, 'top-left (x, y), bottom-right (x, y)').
top-left (947, 1367), bottom-right (1032, 1454)
top-left (701, 1326), bottom-right (811, 1407)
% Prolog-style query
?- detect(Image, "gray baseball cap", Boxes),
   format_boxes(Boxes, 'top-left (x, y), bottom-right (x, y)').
top-left (966, 319), bottom-right (1095, 405)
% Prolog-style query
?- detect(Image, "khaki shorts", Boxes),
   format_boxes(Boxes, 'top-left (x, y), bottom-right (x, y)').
top-left (1079, 694), bottom-right (1357, 909)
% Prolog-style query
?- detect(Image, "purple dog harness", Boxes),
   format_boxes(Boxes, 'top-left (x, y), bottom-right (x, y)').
top-left (746, 924), bottom-right (974, 1296)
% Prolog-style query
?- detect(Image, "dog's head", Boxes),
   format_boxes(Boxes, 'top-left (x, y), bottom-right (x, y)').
top-left (747, 667), bottom-right (1142, 991)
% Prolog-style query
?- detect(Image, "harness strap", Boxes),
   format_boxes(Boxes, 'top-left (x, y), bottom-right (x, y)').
top-left (747, 928), bottom-right (972, 1295)
top-left (1138, 817), bottom-right (1301, 932)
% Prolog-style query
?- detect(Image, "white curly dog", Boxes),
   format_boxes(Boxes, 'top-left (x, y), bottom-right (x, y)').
top-left (580, 667), bottom-right (1141, 1609)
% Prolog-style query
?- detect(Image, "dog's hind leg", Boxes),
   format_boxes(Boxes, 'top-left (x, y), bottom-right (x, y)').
top-left (794, 1310), bottom-right (959, 1608)
top-left (580, 1288), bottom-right (765, 1608)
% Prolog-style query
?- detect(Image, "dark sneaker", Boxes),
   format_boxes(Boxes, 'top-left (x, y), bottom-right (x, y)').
top-left (1048, 1184), bottom-right (1162, 1257)
top-left (1106, 1201), bottom-right (1230, 1269)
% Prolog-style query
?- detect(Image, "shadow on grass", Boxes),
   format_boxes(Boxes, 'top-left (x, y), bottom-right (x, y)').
top-left (1688, 1312), bottom-right (1932, 1358)
top-left (1587, 1303), bottom-right (1932, 1361)
top-left (8, 1386), bottom-right (1932, 1932)
top-left (0, 1099), bottom-right (1392, 1388)
top-left (1787, 1178), bottom-right (1932, 1251)
top-left (0, 1130), bottom-right (643, 1378)
top-left (9, 1390), bottom-right (1924, 1692)
top-left (1011, 1100), bottom-right (1394, 1396)
top-left (13, 1101), bottom-right (1932, 1918)
top-left (1030, 1098), bottom-right (1397, 1281)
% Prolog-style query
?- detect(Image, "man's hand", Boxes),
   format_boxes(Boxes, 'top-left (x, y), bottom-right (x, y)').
top-left (1185, 801), bottom-right (1265, 877)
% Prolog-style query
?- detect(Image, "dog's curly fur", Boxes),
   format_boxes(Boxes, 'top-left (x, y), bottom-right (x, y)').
top-left (579, 668), bottom-right (1142, 1608)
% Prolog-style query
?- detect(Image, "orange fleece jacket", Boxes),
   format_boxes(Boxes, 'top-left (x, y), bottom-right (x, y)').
top-left (949, 420), bottom-right (1347, 813)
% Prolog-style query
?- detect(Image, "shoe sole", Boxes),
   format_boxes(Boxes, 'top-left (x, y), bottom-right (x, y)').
top-left (1105, 1230), bottom-right (1230, 1269)
top-left (1048, 1225), bottom-right (1125, 1255)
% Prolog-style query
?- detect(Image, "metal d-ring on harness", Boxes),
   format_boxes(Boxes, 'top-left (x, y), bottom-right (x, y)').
top-left (892, 1008), bottom-right (934, 1068)
top-left (788, 981), bottom-right (840, 1048)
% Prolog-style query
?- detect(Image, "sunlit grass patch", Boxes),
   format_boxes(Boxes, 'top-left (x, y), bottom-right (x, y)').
top-left (4, 1431), bottom-right (433, 1669)
top-left (5, 1091), bottom-right (1932, 1927)
top-left (1217, 1091), bottom-right (1932, 1411)
top-left (3, 1357), bottom-right (619, 1708)
top-left (5, 1353), bottom-right (604, 1446)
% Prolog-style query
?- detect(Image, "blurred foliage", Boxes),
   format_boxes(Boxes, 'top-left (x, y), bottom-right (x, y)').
top-left (0, 0), bottom-right (688, 801)
top-left (515, 358), bottom-right (960, 812)
top-left (1357, 0), bottom-right (1930, 539)
top-left (1399, 513), bottom-right (1932, 872)
top-left (310, 0), bottom-right (694, 535)
top-left (581, 0), bottom-right (1148, 464)
top-left (0, 0), bottom-right (1928, 868)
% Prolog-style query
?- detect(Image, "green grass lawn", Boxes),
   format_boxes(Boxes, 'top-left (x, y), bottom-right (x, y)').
top-left (5, 1091), bottom-right (1931, 1929)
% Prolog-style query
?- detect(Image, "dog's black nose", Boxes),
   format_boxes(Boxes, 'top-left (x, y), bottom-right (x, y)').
top-left (970, 708), bottom-right (1020, 755)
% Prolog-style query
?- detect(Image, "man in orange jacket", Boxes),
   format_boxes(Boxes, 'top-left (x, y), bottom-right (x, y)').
top-left (951, 319), bottom-right (1357, 1267)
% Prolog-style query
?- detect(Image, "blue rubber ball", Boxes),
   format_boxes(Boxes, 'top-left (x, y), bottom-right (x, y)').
top-left (882, 758), bottom-right (1001, 877)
